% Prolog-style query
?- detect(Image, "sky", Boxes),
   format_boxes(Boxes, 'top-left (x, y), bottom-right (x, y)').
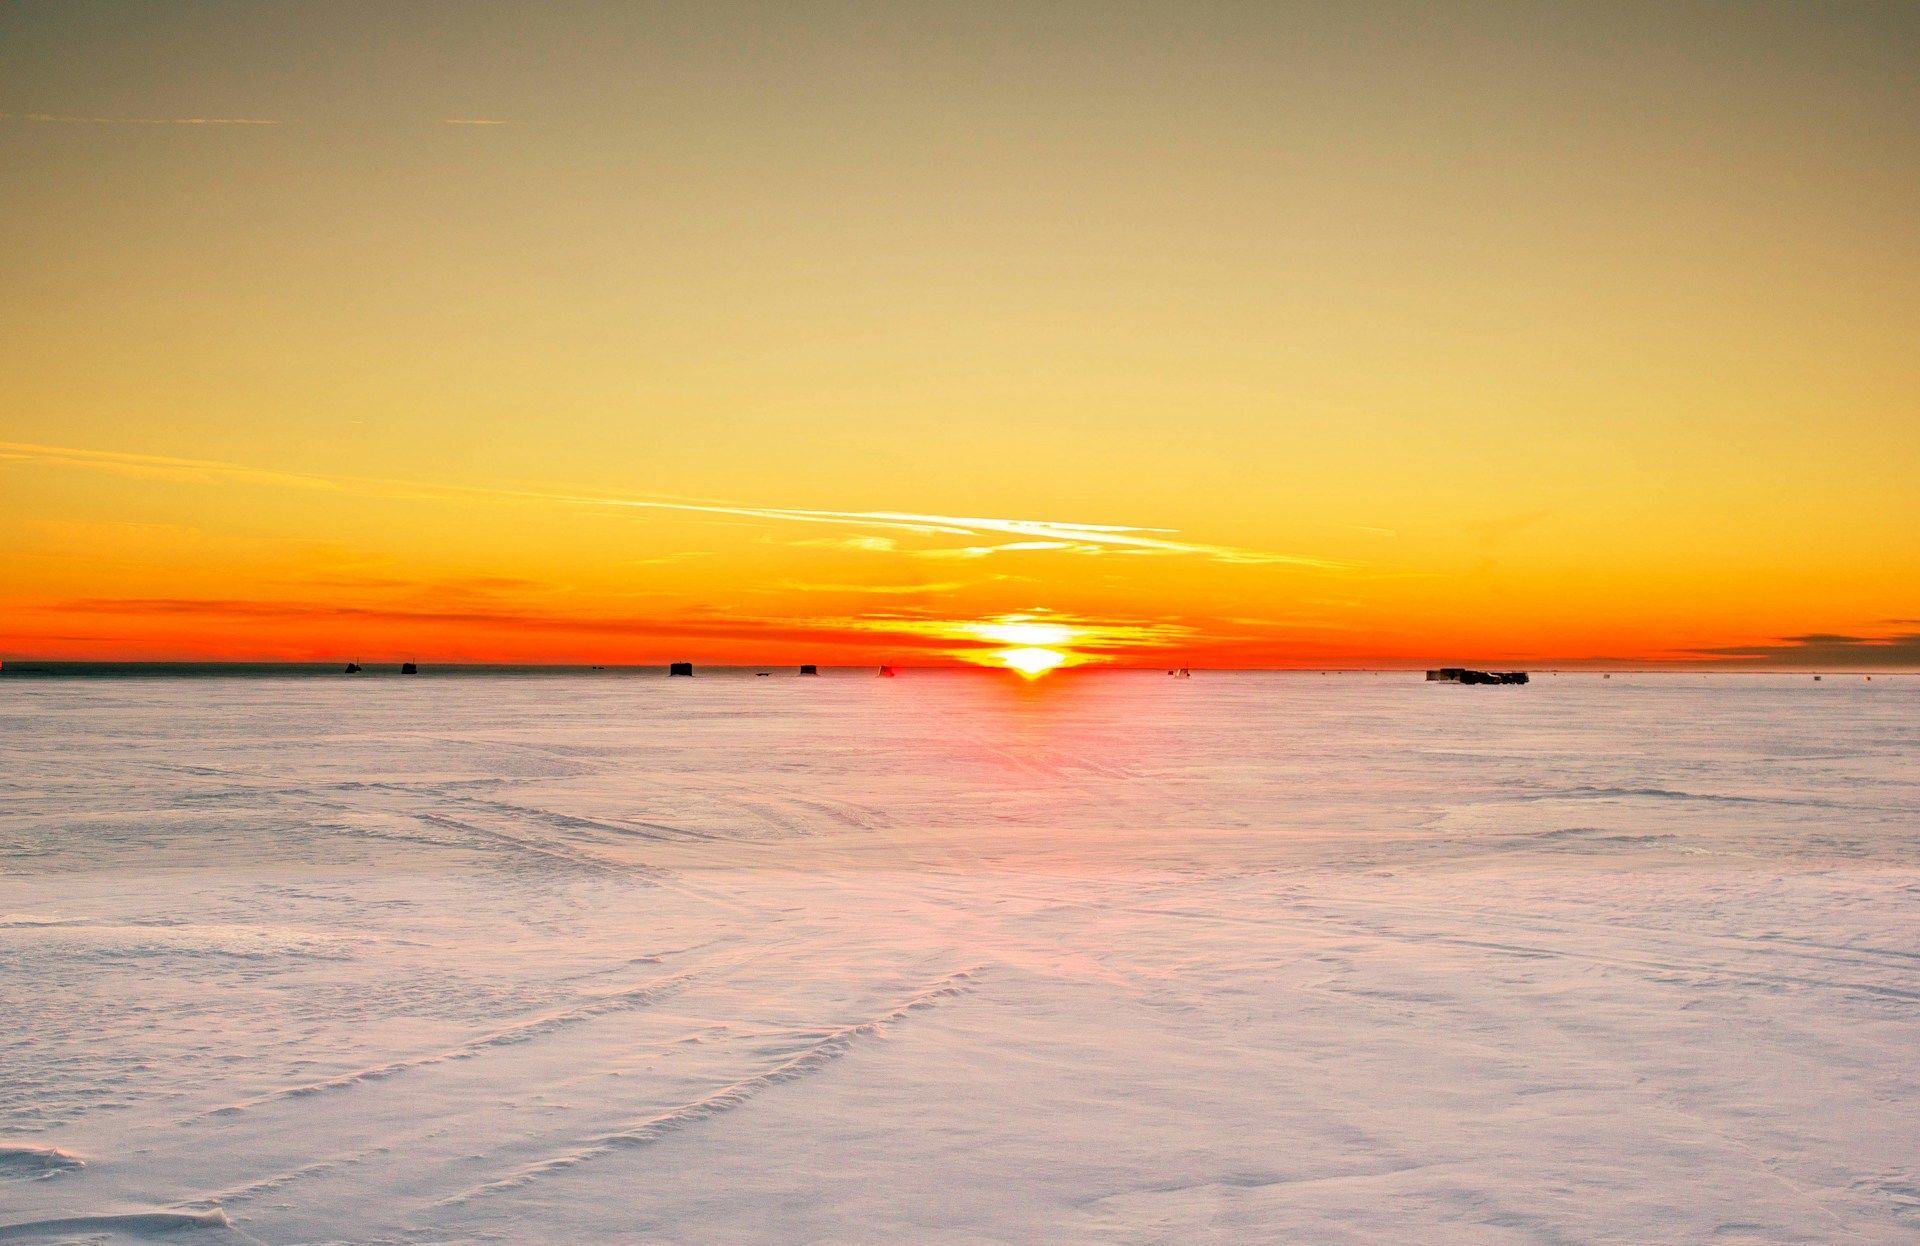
top-left (2, 1), bottom-right (1916, 669)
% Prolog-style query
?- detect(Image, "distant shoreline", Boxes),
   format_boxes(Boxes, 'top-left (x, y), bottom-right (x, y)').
top-left (0, 661), bottom-right (1908, 678)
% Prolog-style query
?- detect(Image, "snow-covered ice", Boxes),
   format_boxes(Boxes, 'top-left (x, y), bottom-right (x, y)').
top-left (1, 670), bottom-right (1915, 1243)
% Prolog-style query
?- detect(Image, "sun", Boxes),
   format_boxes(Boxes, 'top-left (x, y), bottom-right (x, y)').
top-left (946, 613), bottom-right (1088, 676)
top-left (996, 646), bottom-right (1067, 678)
top-left (976, 620), bottom-right (1075, 649)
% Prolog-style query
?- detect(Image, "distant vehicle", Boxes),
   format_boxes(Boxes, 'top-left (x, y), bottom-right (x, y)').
top-left (1426, 668), bottom-right (1527, 685)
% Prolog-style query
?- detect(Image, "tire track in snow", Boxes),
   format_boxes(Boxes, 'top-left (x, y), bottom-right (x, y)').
top-left (434, 967), bottom-right (984, 1208)
top-left (188, 971), bottom-right (698, 1123)
top-left (289, 790), bottom-right (645, 877)
top-left (419, 790), bottom-right (720, 844)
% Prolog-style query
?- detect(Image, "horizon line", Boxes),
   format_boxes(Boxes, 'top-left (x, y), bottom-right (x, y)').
top-left (2, 659), bottom-right (1910, 676)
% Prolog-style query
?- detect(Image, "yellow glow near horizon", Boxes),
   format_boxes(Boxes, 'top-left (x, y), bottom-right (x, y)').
top-left (996, 647), bottom-right (1068, 677)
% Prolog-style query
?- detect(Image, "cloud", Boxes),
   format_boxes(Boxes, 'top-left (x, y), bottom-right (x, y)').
top-left (774, 581), bottom-right (970, 596)
top-left (3, 112), bottom-right (278, 125)
top-left (786, 536), bottom-right (900, 552)
top-left (300, 573), bottom-right (540, 595)
top-left (912, 541), bottom-right (1108, 559)
top-left (594, 501), bottom-right (1341, 567)
top-left (1687, 630), bottom-right (1920, 669)
top-left (0, 440), bottom-right (432, 496)
top-left (5, 113), bottom-right (513, 129)
top-left (0, 439), bottom-right (1345, 570)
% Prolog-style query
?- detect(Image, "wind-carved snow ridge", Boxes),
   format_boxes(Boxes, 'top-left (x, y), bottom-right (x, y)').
top-left (198, 971), bottom-right (698, 1120)
top-left (0, 1143), bottom-right (84, 1179)
top-left (0, 1209), bottom-right (244, 1242)
top-left (439, 967), bottom-right (984, 1207)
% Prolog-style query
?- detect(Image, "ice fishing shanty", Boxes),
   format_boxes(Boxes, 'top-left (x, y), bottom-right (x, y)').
top-left (1426, 668), bottom-right (1529, 685)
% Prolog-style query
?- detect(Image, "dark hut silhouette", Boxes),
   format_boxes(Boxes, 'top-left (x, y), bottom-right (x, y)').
top-left (799, 664), bottom-right (819, 676)
top-left (1426, 667), bottom-right (1527, 685)
top-left (343, 662), bottom-right (362, 674)
top-left (669, 662), bottom-right (694, 677)
top-left (400, 662), bottom-right (418, 675)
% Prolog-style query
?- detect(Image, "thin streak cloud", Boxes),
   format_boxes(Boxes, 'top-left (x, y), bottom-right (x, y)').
top-left (3, 112), bottom-right (279, 125)
top-left (581, 499), bottom-right (1345, 567)
top-left (0, 440), bottom-right (1345, 570)
top-left (773, 581), bottom-right (971, 596)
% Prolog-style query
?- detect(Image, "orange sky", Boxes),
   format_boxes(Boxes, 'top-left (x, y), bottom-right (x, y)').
top-left (3, 4), bottom-right (1916, 669)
